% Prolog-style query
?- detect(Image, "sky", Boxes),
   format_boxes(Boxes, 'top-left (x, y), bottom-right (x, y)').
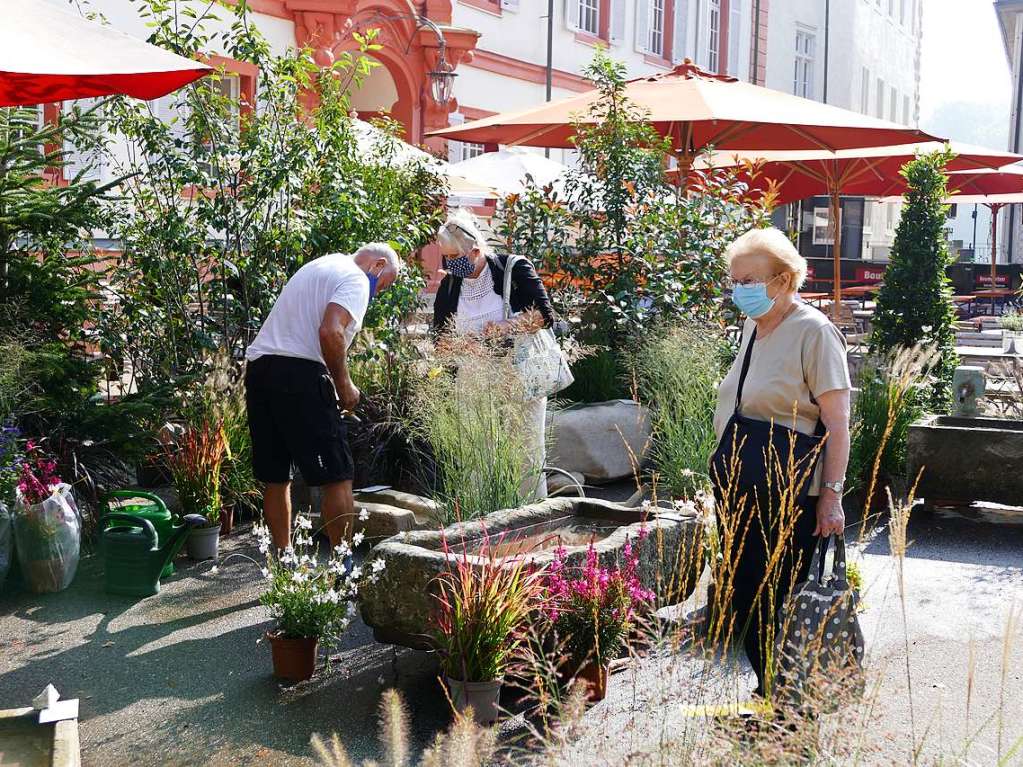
top-left (919, 0), bottom-right (1013, 252)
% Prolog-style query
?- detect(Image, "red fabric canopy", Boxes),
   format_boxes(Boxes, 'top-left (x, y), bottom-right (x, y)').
top-left (0, 1), bottom-right (210, 106)
top-left (429, 60), bottom-right (941, 155)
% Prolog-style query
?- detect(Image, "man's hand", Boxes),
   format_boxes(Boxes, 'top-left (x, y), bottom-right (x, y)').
top-left (814, 491), bottom-right (846, 537)
top-left (338, 378), bottom-right (360, 412)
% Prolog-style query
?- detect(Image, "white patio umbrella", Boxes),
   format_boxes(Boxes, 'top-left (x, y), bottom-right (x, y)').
top-left (353, 119), bottom-right (498, 198)
top-left (447, 147), bottom-right (570, 197)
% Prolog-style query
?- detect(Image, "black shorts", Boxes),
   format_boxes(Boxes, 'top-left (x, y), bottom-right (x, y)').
top-left (244, 355), bottom-right (353, 486)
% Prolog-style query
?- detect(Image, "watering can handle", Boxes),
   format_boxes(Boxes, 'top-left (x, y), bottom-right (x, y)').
top-left (100, 513), bottom-right (159, 547)
top-left (101, 490), bottom-right (170, 513)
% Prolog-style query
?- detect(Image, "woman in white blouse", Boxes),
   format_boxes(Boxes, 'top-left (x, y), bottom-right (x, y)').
top-left (432, 209), bottom-right (555, 499)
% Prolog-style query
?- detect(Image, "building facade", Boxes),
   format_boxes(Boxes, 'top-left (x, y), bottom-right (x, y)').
top-left (996, 0), bottom-right (1023, 264)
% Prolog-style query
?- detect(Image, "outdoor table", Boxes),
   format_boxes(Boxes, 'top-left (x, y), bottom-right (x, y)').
top-left (799, 292), bottom-right (827, 307)
top-left (973, 288), bottom-right (1016, 315)
top-left (840, 284), bottom-right (881, 308)
top-left (952, 295), bottom-right (977, 317)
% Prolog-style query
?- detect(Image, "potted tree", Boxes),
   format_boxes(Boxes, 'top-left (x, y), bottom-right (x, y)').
top-left (545, 533), bottom-right (654, 702)
top-left (1002, 310), bottom-right (1023, 355)
top-left (258, 514), bottom-right (380, 681)
top-left (165, 417), bottom-right (227, 560)
top-left (431, 540), bottom-right (544, 724)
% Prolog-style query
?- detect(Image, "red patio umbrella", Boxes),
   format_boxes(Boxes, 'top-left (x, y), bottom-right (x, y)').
top-left (697, 143), bottom-right (1021, 313)
top-left (0, 1), bottom-right (210, 106)
top-left (884, 165), bottom-right (1023, 287)
top-left (428, 61), bottom-right (940, 177)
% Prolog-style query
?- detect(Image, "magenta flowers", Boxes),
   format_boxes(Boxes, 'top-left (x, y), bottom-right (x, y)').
top-left (545, 529), bottom-right (655, 668)
top-left (16, 442), bottom-right (61, 506)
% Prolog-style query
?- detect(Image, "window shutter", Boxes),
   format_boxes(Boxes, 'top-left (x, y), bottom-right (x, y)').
top-left (610, 0), bottom-right (627, 43)
top-left (565, 0), bottom-right (580, 30)
top-left (62, 99), bottom-right (104, 183)
top-left (672, 0), bottom-right (688, 62)
top-left (635, 0), bottom-right (650, 52)
top-left (727, 0), bottom-right (742, 76)
top-left (501, 0), bottom-right (519, 11)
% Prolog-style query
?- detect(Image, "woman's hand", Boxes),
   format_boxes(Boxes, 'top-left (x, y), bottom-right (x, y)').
top-left (815, 491), bottom-right (846, 537)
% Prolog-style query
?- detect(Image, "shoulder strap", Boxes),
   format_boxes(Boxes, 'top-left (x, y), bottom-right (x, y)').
top-left (502, 254), bottom-right (525, 321)
top-left (734, 325), bottom-right (758, 413)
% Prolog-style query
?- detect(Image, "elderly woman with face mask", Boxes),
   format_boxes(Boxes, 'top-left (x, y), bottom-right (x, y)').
top-left (432, 209), bottom-right (556, 499)
top-left (711, 227), bottom-right (852, 700)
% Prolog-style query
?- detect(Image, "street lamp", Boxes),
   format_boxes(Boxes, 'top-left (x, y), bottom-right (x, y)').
top-left (427, 50), bottom-right (456, 106)
top-left (359, 13), bottom-right (457, 106)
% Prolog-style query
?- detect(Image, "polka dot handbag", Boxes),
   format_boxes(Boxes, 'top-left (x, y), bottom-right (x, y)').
top-left (774, 535), bottom-right (865, 712)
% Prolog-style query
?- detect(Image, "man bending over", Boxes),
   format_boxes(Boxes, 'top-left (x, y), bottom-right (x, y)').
top-left (244, 243), bottom-right (401, 550)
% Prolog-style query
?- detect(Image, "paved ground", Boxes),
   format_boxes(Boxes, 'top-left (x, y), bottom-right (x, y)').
top-left (2, 498), bottom-right (1022, 766)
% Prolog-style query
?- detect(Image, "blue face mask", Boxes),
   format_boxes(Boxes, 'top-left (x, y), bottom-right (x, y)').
top-left (731, 282), bottom-right (776, 318)
top-left (366, 271), bottom-right (379, 301)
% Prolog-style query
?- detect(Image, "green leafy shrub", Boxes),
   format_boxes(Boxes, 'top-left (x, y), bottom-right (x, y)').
top-left (848, 343), bottom-right (938, 499)
top-left (870, 149), bottom-right (958, 412)
top-left (1001, 310), bottom-right (1023, 332)
top-left (631, 322), bottom-right (727, 499)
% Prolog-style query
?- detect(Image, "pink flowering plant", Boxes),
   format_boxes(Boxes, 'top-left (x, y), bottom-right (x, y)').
top-left (16, 441), bottom-right (61, 506)
top-left (256, 510), bottom-right (384, 642)
top-left (545, 530), bottom-right (655, 668)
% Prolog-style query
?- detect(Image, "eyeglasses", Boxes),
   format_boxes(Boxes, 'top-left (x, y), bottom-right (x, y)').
top-left (725, 274), bottom-right (784, 290)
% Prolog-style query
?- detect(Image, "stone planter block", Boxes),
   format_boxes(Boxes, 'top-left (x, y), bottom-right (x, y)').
top-left (549, 399), bottom-right (651, 484)
top-left (360, 497), bottom-right (703, 649)
top-left (907, 415), bottom-right (1023, 507)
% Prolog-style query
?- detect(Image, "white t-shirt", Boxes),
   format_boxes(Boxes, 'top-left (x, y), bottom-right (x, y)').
top-left (245, 254), bottom-right (369, 365)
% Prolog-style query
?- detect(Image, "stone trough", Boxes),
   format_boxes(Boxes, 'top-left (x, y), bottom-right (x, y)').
top-left (360, 497), bottom-right (704, 649)
top-left (907, 415), bottom-right (1023, 507)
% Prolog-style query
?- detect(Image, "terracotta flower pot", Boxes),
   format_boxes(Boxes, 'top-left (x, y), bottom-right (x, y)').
top-left (219, 505), bottom-right (234, 537)
top-left (267, 631), bottom-right (318, 681)
top-left (445, 677), bottom-right (503, 724)
top-left (575, 660), bottom-right (610, 702)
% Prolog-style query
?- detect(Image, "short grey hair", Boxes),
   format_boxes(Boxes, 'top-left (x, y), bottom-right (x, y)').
top-left (437, 208), bottom-right (492, 257)
top-left (355, 242), bottom-right (403, 273)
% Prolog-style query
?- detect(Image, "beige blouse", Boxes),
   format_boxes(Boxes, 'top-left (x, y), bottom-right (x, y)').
top-left (713, 302), bottom-right (851, 494)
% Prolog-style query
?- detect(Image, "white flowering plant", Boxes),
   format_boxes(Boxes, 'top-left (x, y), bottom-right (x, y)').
top-left (256, 511), bottom-right (384, 642)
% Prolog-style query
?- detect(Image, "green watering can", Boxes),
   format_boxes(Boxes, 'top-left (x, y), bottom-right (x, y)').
top-left (100, 513), bottom-right (207, 597)
top-left (100, 490), bottom-right (181, 577)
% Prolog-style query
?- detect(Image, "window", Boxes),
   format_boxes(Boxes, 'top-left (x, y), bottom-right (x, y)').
top-left (578, 0), bottom-right (600, 35)
top-left (11, 104), bottom-right (44, 154)
top-left (813, 207), bottom-right (836, 246)
top-left (210, 72), bottom-right (241, 133)
top-left (449, 141), bottom-right (486, 163)
top-left (649, 0), bottom-right (666, 56)
top-left (903, 94), bottom-right (911, 125)
top-left (708, 0), bottom-right (721, 72)
top-left (860, 68), bottom-right (870, 114)
top-left (876, 77), bottom-right (885, 118)
top-left (793, 28), bottom-right (816, 99)
top-left (890, 87), bottom-right (898, 122)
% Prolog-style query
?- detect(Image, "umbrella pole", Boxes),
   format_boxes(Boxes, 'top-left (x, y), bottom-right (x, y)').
top-left (831, 189), bottom-right (842, 319)
top-left (990, 203), bottom-right (1000, 288)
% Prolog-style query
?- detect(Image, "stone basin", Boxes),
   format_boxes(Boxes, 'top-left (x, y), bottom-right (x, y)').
top-left (907, 415), bottom-right (1023, 507)
top-left (360, 497), bottom-right (704, 649)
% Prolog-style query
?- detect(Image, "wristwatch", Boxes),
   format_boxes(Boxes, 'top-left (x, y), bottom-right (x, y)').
top-left (822, 480), bottom-right (845, 495)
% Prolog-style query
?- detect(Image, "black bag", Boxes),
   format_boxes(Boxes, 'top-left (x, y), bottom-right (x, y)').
top-left (709, 326), bottom-right (827, 512)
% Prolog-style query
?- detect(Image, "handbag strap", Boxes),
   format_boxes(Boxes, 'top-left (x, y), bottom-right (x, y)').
top-left (807, 535), bottom-right (849, 587)
top-left (734, 325), bottom-right (758, 413)
top-left (502, 254), bottom-right (525, 321)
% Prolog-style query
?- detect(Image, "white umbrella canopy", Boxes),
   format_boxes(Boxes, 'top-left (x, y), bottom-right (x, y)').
top-left (352, 119), bottom-right (499, 198)
top-left (447, 147), bottom-right (570, 197)
top-left (0, 0), bottom-right (210, 106)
